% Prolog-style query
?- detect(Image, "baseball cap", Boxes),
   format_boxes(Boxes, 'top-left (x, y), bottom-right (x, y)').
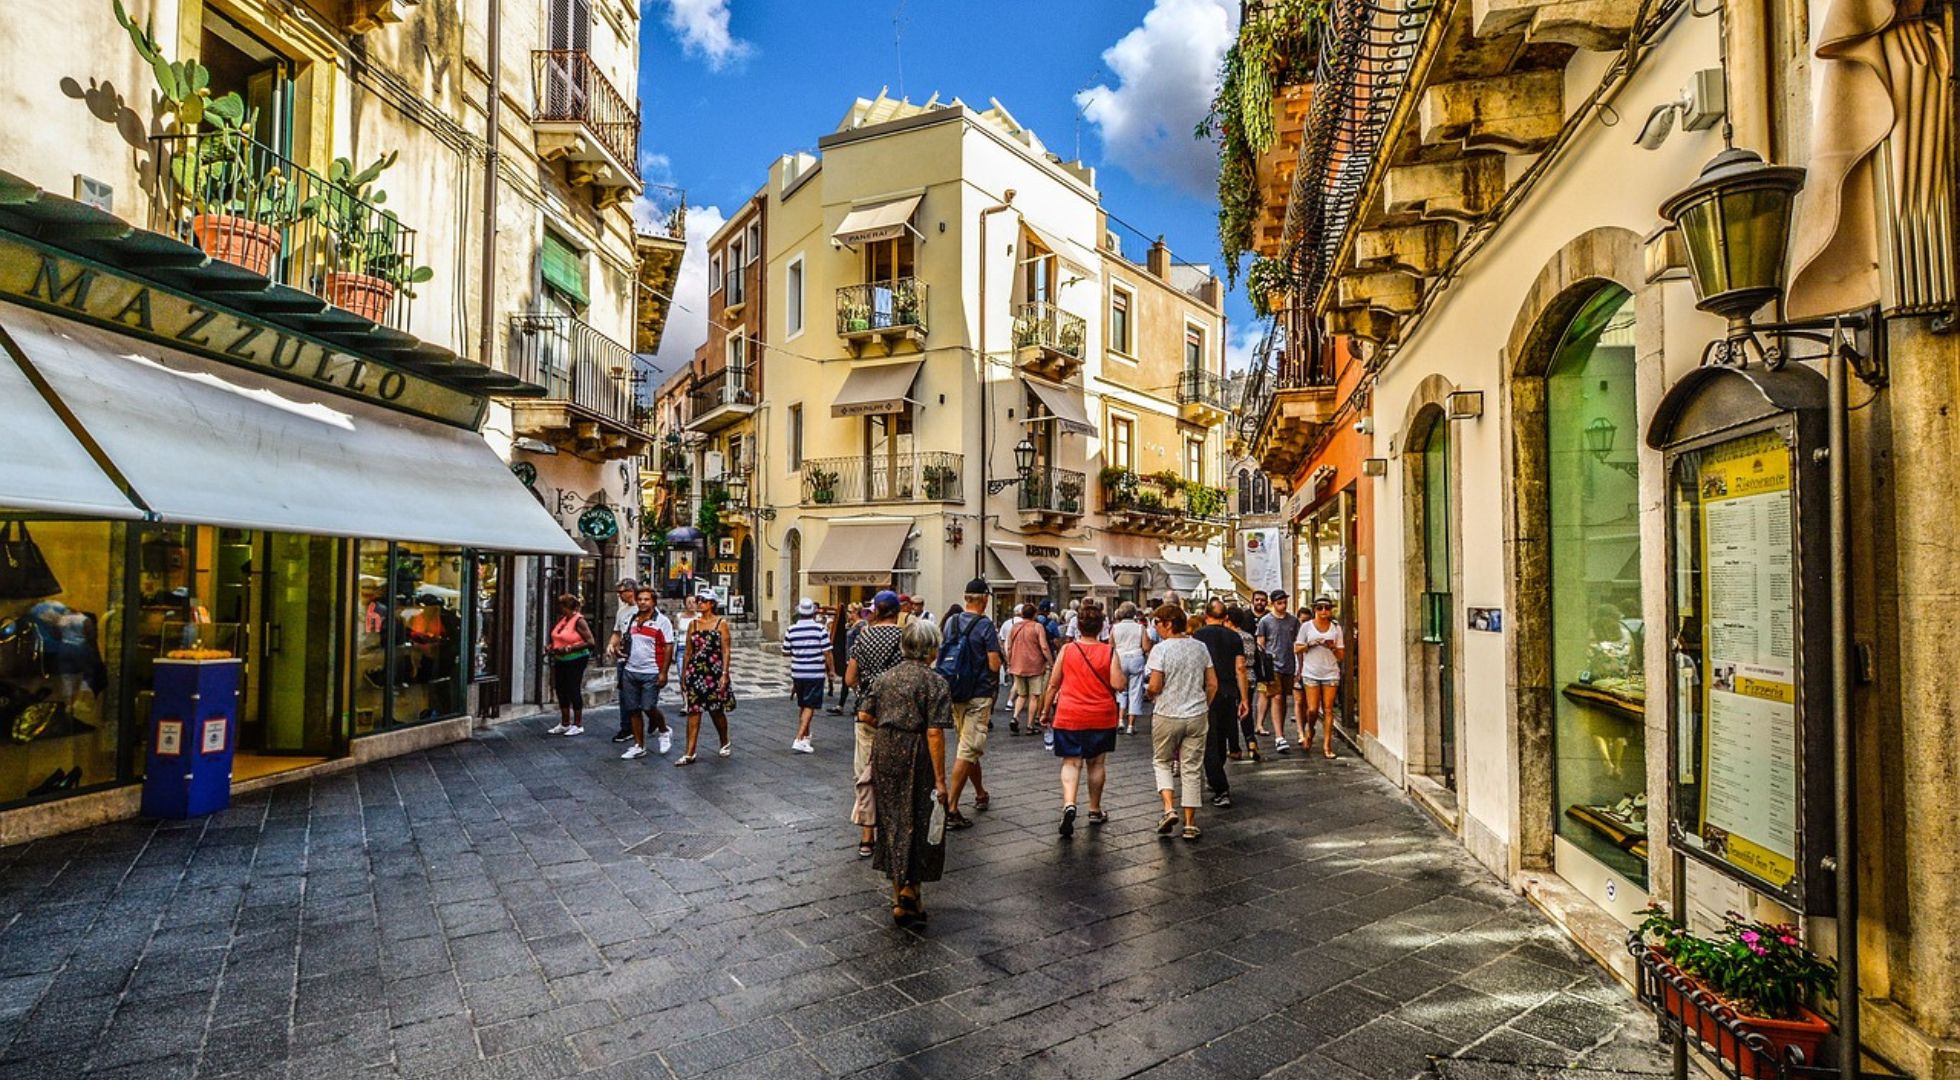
top-left (797, 597), bottom-right (817, 616)
top-left (964, 577), bottom-right (990, 595)
top-left (873, 590), bottom-right (901, 613)
top-left (1313, 595), bottom-right (1335, 607)
top-left (1269, 589), bottom-right (1289, 601)
top-left (616, 578), bottom-right (639, 590)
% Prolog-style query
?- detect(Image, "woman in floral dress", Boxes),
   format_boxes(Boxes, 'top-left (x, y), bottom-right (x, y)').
top-left (675, 592), bottom-right (733, 765)
top-left (859, 618), bottom-right (952, 927)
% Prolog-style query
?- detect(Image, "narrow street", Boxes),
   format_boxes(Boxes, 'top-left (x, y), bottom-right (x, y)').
top-left (0, 696), bottom-right (1669, 1080)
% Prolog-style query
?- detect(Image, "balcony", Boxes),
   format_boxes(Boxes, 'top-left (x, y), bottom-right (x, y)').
top-left (801, 453), bottom-right (964, 506)
top-left (1012, 301), bottom-right (1087, 380)
top-left (686, 365), bottom-right (757, 433)
top-left (504, 313), bottom-right (650, 461)
top-left (836, 279), bottom-right (927, 356)
top-left (149, 132), bottom-right (422, 332)
top-left (634, 193), bottom-right (687, 355)
top-left (532, 49), bottom-right (642, 209)
top-left (1177, 368), bottom-right (1231, 426)
top-left (1018, 466), bottom-right (1087, 527)
top-left (1101, 470), bottom-right (1229, 541)
top-left (1242, 325), bottom-right (1339, 478)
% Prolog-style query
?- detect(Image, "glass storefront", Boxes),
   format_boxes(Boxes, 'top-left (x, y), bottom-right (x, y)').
top-left (354, 541), bottom-right (471, 734)
top-left (0, 520), bottom-right (125, 803)
top-left (1546, 286), bottom-right (1648, 887)
top-left (1295, 490), bottom-right (1358, 735)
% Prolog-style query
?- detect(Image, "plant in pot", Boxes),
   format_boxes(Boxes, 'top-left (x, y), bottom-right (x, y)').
top-left (842, 302), bottom-right (871, 333)
top-left (1056, 476), bottom-right (1083, 514)
top-left (321, 152), bottom-right (434, 323)
top-left (1636, 906), bottom-right (1836, 1078)
top-left (1245, 256), bottom-right (1290, 318)
top-left (807, 466), bottom-right (839, 504)
top-left (1099, 466), bottom-right (1137, 509)
top-left (922, 464), bottom-right (957, 500)
top-left (1058, 318), bottom-right (1085, 358)
top-left (891, 282), bottom-right (920, 327)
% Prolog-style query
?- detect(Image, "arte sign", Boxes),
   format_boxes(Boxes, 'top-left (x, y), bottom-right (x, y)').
top-left (0, 235), bottom-right (485, 427)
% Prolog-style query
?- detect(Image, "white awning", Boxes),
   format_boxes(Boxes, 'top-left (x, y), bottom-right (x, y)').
top-left (806, 522), bottom-right (910, 586)
top-left (1020, 377), bottom-right (1094, 436)
top-left (0, 330), bottom-right (142, 518)
top-left (831, 360), bottom-right (923, 418)
top-left (987, 543), bottom-right (1044, 591)
top-left (0, 303), bottom-right (582, 554)
top-left (1069, 549), bottom-right (1118, 590)
top-left (1162, 563), bottom-right (1205, 594)
top-left (1173, 546), bottom-right (1238, 594)
top-left (834, 195), bottom-right (924, 247)
top-left (1024, 222), bottom-right (1097, 279)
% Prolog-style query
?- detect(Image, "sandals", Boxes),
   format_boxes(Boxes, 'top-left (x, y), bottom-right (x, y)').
top-left (945, 811), bottom-right (975, 831)
top-left (1182, 825), bottom-right (1202, 841)
top-left (1323, 748), bottom-right (1337, 759)
top-left (1059, 805), bottom-right (1077, 839)
top-left (972, 794), bottom-right (991, 813)
top-left (1156, 811), bottom-right (1178, 836)
top-left (673, 754), bottom-right (696, 767)
top-left (858, 841), bottom-right (874, 858)
top-left (1086, 809), bottom-right (1109, 825)
top-left (894, 893), bottom-right (926, 927)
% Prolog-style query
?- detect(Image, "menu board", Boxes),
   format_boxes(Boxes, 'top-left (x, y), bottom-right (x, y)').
top-left (1695, 432), bottom-right (1799, 887)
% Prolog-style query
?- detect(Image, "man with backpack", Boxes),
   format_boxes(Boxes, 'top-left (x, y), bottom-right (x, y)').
top-left (936, 578), bottom-right (1004, 829)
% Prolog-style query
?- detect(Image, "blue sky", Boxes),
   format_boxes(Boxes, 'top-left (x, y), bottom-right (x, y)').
top-left (632, 0), bottom-right (1258, 369)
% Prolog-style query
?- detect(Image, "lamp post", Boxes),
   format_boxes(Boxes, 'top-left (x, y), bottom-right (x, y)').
top-left (986, 438), bottom-right (1037, 495)
top-left (1583, 416), bottom-right (1639, 479)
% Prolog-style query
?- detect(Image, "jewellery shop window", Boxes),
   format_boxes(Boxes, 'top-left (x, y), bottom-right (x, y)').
top-left (353, 541), bottom-right (469, 734)
top-left (0, 520), bottom-right (125, 805)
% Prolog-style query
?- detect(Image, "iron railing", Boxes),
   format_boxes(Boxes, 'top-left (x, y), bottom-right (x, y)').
top-left (802, 452), bottom-right (964, 505)
top-left (532, 49), bottom-right (641, 178)
top-left (505, 313), bottom-right (636, 424)
top-left (637, 184), bottom-right (687, 241)
top-left (1018, 466), bottom-right (1087, 516)
top-left (1178, 368), bottom-right (1229, 409)
top-left (1012, 300), bottom-right (1087, 357)
top-left (688, 365), bottom-right (756, 420)
top-left (149, 132), bottom-right (421, 331)
top-left (836, 279), bottom-right (927, 335)
top-left (1102, 470), bottom-right (1229, 524)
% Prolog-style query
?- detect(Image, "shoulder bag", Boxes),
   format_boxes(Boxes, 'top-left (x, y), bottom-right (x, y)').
top-left (0, 524), bottom-right (61, 599)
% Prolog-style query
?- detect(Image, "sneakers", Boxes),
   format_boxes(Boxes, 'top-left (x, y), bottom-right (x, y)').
top-left (1213, 793), bottom-right (1233, 808)
top-left (656, 730), bottom-right (673, 755)
top-left (1274, 737), bottom-right (1291, 755)
top-left (620, 745), bottom-right (647, 760)
top-left (611, 731), bottom-right (634, 743)
top-left (546, 723), bottom-right (568, 735)
top-left (1059, 804), bottom-right (1077, 839)
top-left (563, 725), bottom-right (584, 737)
top-left (790, 738), bottom-right (814, 754)
top-left (717, 743), bottom-right (733, 758)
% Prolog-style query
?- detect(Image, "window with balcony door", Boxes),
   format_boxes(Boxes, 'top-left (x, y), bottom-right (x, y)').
top-left (1185, 325), bottom-right (1205, 373)
top-left (201, 11), bottom-right (297, 161)
top-left (1109, 287), bottom-right (1133, 355)
top-left (727, 235), bottom-right (747, 305)
top-left (786, 257), bottom-right (805, 336)
top-left (865, 237), bottom-right (914, 285)
top-left (1109, 416), bottom-right (1134, 471)
top-left (746, 223), bottom-right (760, 263)
top-left (1184, 438), bottom-right (1204, 484)
top-left (542, 0), bottom-right (593, 117)
top-left (725, 335), bottom-right (747, 398)
top-left (1021, 235), bottom-right (1058, 305)
top-left (863, 409), bottom-right (916, 501)
top-left (709, 253), bottom-right (722, 295)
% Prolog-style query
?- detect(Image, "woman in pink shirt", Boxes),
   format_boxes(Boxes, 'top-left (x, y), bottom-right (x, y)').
top-left (1034, 604), bottom-right (1125, 837)
top-left (1004, 602), bottom-right (1052, 736)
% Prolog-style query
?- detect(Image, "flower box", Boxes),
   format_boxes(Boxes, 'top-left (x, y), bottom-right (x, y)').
top-left (1640, 943), bottom-right (1833, 1078)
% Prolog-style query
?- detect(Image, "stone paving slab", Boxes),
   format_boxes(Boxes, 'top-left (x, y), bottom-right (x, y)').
top-left (0, 692), bottom-right (1672, 1079)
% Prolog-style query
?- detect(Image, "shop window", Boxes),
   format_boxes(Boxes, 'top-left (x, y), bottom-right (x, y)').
top-left (1546, 286), bottom-right (1647, 887)
top-left (353, 541), bottom-right (469, 734)
top-left (0, 520), bottom-right (124, 805)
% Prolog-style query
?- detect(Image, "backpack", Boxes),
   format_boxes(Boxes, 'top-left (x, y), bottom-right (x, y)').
top-left (935, 611), bottom-right (994, 701)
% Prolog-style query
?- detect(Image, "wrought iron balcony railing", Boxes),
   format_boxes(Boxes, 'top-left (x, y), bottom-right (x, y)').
top-left (149, 132), bottom-right (421, 331)
top-left (836, 279), bottom-right (928, 336)
top-left (1178, 368), bottom-right (1228, 409)
top-left (532, 49), bottom-right (641, 178)
top-left (1101, 470), bottom-right (1229, 524)
top-left (802, 452), bottom-right (964, 505)
top-left (1018, 466), bottom-right (1087, 517)
top-left (1012, 300), bottom-right (1087, 357)
top-left (688, 365), bottom-right (756, 420)
top-left (505, 313), bottom-right (637, 424)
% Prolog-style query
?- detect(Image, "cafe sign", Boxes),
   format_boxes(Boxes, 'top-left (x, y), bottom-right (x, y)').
top-left (0, 234), bottom-right (485, 427)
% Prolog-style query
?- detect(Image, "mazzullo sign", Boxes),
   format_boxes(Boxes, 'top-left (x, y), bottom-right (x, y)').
top-left (0, 234), bottom-right (484, 427)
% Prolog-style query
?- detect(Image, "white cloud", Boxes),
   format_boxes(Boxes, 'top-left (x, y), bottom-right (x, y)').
top-left (1076, 0), bottom-right (1238, 197)
top-left (649, 204), bottom-right (726, 374)
top-left (1224, 321), bottom-right (1263, 373)
top-left (659, 0), bottom-right (752, 71)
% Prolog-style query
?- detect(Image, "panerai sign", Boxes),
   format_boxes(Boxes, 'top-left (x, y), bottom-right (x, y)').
top-left (0, 235), bottom-right (484, 427)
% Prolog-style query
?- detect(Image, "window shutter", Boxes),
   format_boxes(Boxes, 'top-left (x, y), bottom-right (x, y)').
top-left (541, 232), bottom-right (589, 306)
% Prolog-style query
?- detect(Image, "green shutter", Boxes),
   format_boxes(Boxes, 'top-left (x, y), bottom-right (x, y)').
top-left (541, 232), bottom-right (588, 306)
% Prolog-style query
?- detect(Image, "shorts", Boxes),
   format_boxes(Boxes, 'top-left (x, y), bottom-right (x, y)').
top-left (619, 670), bottom-right (663, 714)
top-left (1012, 673), bottom-right (1048, 700)
top-left (1052, 727), bottom-right (1118, 759)
top-left (1301, 675), bottom-right (1340, 688)
top-left (952, 697), bottom-right (992, 764)
top-left (793, 678), bottom-right (825, 710)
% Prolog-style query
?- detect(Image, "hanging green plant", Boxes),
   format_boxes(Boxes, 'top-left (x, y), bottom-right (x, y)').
top-left (1245, 256), bottom-right (1290, 317)
top-left (696, 483), bottom-right (731, 544)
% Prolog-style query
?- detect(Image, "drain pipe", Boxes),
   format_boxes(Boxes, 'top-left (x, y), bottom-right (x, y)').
top-left (975, 190), bottom-right (1017, 581)
top-left (477, 0), bottom-right (502, 370)
top-left (1827, 323), bottom-right (1860, 1080)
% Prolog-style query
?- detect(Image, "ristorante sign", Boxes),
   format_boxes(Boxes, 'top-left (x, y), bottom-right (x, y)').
top-left (0, 234), bottom-right (484, 427)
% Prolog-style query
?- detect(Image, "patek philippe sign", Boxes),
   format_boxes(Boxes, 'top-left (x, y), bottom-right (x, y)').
top-left (0, 235), bottom-right (484, 427)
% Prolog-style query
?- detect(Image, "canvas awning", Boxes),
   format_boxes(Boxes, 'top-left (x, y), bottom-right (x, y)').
top-left (0, 330), bottom-right (143, 519)
top-left (831, 360), bottom-right (923, 418)
top-left (834, 195), bottom-right (924, 247)
top-left (1020, 377), bottom-right (1094, 435)
top-left (0, 303), bottom-right (583, 554)
top-left (1069, 549), bottom-right (1118, 590)
top-left (1024, 222), bottom-right (1097, 279)
top-left (1162, 563), bottom-right (1205, 595)
top-left (987, 542), bottom-right (1044, 591)
top-left (805, 522), bottom-right (911, 586)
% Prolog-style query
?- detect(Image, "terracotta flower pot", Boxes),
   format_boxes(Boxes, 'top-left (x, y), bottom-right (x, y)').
top-left (1648, 948), bottom-right (1831, 1078)
top-left (325, 271), bottom-right (397, 323)
top-left (191, 214), bottom-right (280, 277)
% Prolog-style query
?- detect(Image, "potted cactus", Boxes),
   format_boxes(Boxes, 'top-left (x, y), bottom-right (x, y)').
top-left (842, 302), bottom-right (871, 333)
top-left (892, 281), bottom-right (920, 327)
top-left (320, 152), bottom-right (434, 323)
top-left (1059, 318), bottom-right (1085, 358)
top-left (1056, 475), bottom-right (1083, 514)
top-left (807, 466), bottom-right (840, 504)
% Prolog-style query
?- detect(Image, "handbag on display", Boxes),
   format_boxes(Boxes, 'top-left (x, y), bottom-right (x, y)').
top-left (0, 619), bottom-right (43, 681)
top-left (0, 524), bottom-right (61, 599)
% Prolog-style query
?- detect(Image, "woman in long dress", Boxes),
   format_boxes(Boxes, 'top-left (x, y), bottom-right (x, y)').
top-left (675, 592), bottom-right (733, 765)
top-left (858, 619), bottom-right (952, 927)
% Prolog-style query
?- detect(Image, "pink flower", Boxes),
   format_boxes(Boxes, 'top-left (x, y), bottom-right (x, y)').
top-left (1779, 934), bottom-right (1799, 947)
top-left (1748, 942), bottom-right (1768, 957)
top-left (1740, 930), bottom-right (1760, 945)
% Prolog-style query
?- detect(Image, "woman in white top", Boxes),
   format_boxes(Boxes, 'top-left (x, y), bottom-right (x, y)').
top-left (1293, 596), bottom-right (1346, 759)
top-left (1108, 602), bottom-right (1152, 735)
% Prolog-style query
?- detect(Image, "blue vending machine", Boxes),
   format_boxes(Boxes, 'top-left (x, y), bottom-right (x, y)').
top-left (140, 658), bottom-right (242, 819)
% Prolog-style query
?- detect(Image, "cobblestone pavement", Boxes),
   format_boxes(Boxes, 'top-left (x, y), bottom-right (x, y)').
top-left (0, 694), bottom-right (1673, 1080)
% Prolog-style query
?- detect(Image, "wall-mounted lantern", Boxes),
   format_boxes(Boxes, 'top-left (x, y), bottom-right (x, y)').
top-left (1446, 390), bottom-right (1484, 420)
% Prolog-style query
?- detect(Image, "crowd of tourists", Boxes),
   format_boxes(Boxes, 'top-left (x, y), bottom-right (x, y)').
top-left (541, 577), bottom-right (1346, 930)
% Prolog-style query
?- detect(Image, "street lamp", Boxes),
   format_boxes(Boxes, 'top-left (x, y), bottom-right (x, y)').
top-left (1583, 416), bottom-right (1639, 479)
top-left (1658, 148), bottom-right (1883, 384)
top-left (987, 438), bottom-right (1037, 495)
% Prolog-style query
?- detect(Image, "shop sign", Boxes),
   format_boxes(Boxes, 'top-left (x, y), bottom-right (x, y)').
top-left (1024, 545), bottom-right (1062, 558)
top-left (577, 507), bottom-right (619, 541)
top-left (712, 560), bottom-right (740, 575)
top-left (1240, 527), bottom-right (1282, 592)
top-left (0, 235), bottom-right (485, 427)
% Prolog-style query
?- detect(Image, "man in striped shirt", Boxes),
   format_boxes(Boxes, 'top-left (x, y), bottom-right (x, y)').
top-left (782, 598), bottom-right (834, 753)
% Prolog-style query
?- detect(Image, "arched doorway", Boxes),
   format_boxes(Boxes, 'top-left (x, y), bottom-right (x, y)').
top-left (1543, 285), bottom-right (1648, 889)
top-left (1407, 405), bottom-right (1456, 791)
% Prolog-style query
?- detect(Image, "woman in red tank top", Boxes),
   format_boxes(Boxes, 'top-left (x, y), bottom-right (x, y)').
top-left (1034, 603), bottom-right (1126, 838)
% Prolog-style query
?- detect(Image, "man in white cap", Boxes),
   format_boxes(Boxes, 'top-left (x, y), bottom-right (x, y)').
top-left (782, 597), bottom-right (832, 753)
